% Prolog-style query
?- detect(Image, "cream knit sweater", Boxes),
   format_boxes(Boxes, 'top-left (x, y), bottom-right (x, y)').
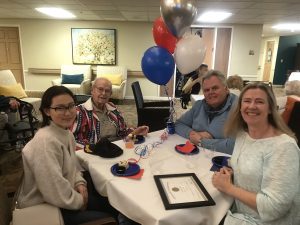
top-left (17, 122), bottom-right (86, 210)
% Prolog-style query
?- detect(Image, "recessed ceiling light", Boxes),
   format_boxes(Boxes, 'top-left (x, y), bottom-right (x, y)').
top-left (35, 7), bottom-right (76, 19)
top-left (272, 23), bottom-right (300, 32)
top-left (197, 11), bottom-right (232, 23)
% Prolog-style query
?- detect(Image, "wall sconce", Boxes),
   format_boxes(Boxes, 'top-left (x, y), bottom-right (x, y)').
top-left (249, 50), bottom-right (254, 55)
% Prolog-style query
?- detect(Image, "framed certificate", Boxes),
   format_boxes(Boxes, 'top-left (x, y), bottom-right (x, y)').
top-left (154, 173), bottom-right (215, 210)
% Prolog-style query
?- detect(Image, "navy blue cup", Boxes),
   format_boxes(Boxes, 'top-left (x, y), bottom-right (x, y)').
top-left (166, 121), bottom-right (175, 134)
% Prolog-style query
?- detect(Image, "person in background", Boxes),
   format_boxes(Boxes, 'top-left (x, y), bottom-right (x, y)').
top-left (17, 86), bottom-right (116, 225)
top-left (0, 95), bottom-right (20, 111)
top-left (226, 74), bottom-right (244, 96)
top-left (180, 64), bottom-right (208, 109)
top-left (175, 70), bottom-right (237, 154)
top-left (285, 80), bottom-right (300, 97)
top-left (212, 82), bottom-right (300, 225)
top-left (0, 95), bottom-right (20, 149)
top-left (72, 77), bottom-right (148, 149)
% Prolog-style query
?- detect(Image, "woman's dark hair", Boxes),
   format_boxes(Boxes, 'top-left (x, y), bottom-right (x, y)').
top-left (39, 86), bottom-right (75, 127)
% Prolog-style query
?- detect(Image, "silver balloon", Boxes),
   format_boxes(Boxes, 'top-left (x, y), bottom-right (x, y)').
top-left (160, 0), bottom-right (198, 38)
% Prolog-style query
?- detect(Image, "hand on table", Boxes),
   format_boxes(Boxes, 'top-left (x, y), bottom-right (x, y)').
top-left (198, 131), bottom-right (213, 139)
top-left (212, 167), bottom-right (233, 194)
top-left (133, 126), bottom-right (149, 136)
top-left (189, 130), bottom-right (213, 145)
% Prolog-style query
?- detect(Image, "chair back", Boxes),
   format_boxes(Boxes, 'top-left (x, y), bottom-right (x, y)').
top-left (288, 101), bottom-right (300, 147)
top-left (61, 65), bottom-right (92, 81)
top-left (96, 66), bottom-right (127, 82)
top-left (0, 70), bottom-right (17, 86)
top-left (131, 81), bottom-right (144, 109)
top-left (288, 72), bottom-right (300, 81)
top-left (74, 94), bottom-right (91, 105)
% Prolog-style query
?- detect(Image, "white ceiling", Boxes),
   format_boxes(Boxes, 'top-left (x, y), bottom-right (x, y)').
top-left (1, 0), bottom-right (300, 36)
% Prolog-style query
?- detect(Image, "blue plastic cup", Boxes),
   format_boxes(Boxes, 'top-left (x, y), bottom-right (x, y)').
top-left (166, 121), bottom-right (175, 134)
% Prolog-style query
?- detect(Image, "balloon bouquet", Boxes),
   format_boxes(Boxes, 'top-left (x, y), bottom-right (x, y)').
top-left (141, 0), bottom-right (206, 134)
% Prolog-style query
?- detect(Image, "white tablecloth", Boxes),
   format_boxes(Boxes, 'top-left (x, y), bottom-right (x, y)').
top-left (76, 131), bottom-right (233, 225)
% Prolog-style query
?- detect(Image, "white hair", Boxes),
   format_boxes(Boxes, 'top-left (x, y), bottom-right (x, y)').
top-left (285, 80), bottom-right (300, 96)
top-left (92, 77), bottom-right (112, 89)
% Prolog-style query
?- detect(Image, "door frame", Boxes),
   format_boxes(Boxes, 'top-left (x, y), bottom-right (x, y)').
top-left (0, 24), bottom-right (25, 87)
top-left (191, 25), bottom-right (234, 77)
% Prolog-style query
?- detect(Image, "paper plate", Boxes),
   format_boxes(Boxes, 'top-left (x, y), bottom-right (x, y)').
top-left (111, 163), bottom-right (140, 177)
top-left (134, 135), bottom-right (145, 144)
top-left (212, 156), bottom-right (230, 168)
top-left (175, 144), bottom-right (199, 155)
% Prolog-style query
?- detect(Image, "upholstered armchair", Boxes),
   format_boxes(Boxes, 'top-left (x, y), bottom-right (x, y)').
top-left (0, 69), bottom-right (42, 118)
top-left (52, 65), bottom-right (92, 95)
top-left (131, 81), bottom-right (171, 132)
top-left (96, 66), bottom-right (127, 99)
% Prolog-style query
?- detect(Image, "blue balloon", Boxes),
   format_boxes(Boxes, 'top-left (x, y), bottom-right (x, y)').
top-left (141, 46), bottom-right (175, 85)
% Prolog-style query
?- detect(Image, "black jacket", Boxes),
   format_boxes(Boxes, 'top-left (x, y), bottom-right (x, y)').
top-left (0, 95), bottom-right (11, 111)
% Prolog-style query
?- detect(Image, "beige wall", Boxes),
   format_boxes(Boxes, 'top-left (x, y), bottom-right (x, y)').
top-left (0, 19), bottom-right (263, 98)
top-left (228, 24), bottom-right (263, 81)
top-left (0, 19), bottom-right (159, 96)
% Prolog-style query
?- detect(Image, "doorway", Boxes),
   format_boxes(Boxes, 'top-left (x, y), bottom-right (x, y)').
top-left (262, 41), bottom-right (275, 82)
top-left (160, 26), bottom-right (232, 97)
top-left (0, 27), bottom-right (24, 86)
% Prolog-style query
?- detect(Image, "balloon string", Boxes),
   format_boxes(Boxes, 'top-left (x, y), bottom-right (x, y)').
top-left (163, 85), bottom-right (176, 123)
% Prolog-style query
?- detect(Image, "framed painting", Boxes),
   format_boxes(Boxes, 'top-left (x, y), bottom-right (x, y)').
top-left (71, 28), bottom-right (116, 65)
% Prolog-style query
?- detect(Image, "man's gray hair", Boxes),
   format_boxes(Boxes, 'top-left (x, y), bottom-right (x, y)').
top-left (201, 70), bottom-right (227, 87)
top-left (285, 80), bottom-right (300, 96)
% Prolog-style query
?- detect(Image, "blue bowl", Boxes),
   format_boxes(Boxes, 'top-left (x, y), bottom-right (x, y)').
top-left (111, 163), bottom-right (140, 177)
top-left (212, 156), bottom-right (230, 168)
top-left (134, 135), bottom-right (145, 144)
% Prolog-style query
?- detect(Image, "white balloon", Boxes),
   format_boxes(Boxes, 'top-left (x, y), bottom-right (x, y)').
top-left (174, 34), bottom-right (206, 75)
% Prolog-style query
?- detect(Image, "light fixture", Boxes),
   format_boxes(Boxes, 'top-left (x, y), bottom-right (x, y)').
top-left (35, 7), bottom-right (76, 19)
top-left (272, 23), bottom-right (300, 32)
top-left (197, 11), bottom-right (232, 23)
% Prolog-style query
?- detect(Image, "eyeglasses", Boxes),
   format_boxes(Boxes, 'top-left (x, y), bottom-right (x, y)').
top-left (94, 86), bottom-right (112, 94)
top-left (50, 103), bottom-right (76, 114)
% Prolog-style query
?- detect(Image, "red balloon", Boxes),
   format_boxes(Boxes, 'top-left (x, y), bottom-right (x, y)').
top-left (153, 17), bottom-right (178, 54)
